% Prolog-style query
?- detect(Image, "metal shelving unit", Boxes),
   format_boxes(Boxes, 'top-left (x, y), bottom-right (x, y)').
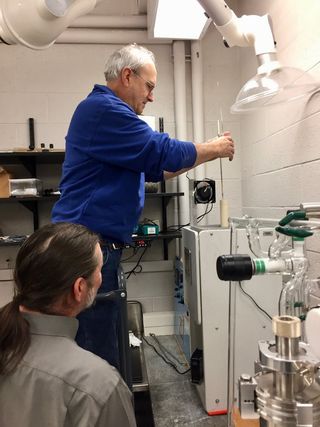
top-left (0, 151), bottom-right (63, 230)
top-left (0, 151), bottom-right (184, 258)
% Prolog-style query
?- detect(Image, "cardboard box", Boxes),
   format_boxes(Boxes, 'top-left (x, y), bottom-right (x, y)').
top-left (0, 168), bottom-right (13, 198)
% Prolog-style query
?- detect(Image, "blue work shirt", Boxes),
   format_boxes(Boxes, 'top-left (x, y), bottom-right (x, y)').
top-left (52, 85), bottom-right (196, 243)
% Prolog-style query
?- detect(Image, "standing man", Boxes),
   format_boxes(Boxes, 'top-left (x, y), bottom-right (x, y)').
top-left (52, 43), bottom-right (235, 369)
top-left (0, 222), bottom-right (136, 427)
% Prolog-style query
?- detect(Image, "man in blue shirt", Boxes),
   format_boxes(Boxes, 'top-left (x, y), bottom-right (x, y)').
top-left (52, 44), bottom-right (235, 371)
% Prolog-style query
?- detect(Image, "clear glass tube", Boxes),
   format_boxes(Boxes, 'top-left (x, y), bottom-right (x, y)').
top-left (246, 221), bottom-right (269, 258)
top-left (268, 233), bottom-right (292, 259)
top-left (279, 257), bottom-right (309, 317)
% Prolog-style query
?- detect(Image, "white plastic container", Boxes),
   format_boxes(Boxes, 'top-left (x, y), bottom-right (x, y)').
top-left (9, 178), bottom-right (42, 197)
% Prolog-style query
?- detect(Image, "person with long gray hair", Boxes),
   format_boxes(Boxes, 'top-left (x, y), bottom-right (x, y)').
top-left (0, 222), bottom-right (136, 427)
top-left (52, 43), bottom-right (235, 368)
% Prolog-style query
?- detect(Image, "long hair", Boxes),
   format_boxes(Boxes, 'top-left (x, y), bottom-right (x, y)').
top-left (104, 43), bottom-right (156, 81)
top-left (0, 222), bottom-right (100, 375)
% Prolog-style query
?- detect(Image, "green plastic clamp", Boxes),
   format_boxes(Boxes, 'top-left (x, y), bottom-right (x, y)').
top-left (275, 226), bottom-right (313, 238)
top-left (279, 210), bottom-right (308, 226)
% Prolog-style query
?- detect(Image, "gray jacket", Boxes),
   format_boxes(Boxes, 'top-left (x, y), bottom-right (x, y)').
top-left (0, 312), bottom-right (137, 427)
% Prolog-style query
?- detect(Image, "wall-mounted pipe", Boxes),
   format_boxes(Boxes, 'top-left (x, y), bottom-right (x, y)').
top-left (173, 40), bottom-right (189, 256)
top-left (191, 40), bottom-right (206, 221)
top-left (55, 28), bottom-right (171, 45)
top-left (71, 15), bottom-right (147, 29)
top-left (191, 40), bottom-right (205, 178)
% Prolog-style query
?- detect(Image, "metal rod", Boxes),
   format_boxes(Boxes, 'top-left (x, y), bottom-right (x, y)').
top-left (217, 110), bottom-right (224, 198)
top-left (220, 158), bottom-right (224, 198)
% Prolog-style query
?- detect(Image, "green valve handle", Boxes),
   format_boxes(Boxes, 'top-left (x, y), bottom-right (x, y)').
top-left (275, 226), bottom-right (313, 238)
top-left (279, 210), bottom-right (308, 226)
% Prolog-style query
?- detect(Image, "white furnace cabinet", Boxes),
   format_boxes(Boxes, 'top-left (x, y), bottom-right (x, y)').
top-left (182, 226), bottom-right (282, 415)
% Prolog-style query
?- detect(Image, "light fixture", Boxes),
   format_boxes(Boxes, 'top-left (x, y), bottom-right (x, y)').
top-left (197, 0), bottom-right (319, 113)
top-left (148, 0), bottom-right (211, 40)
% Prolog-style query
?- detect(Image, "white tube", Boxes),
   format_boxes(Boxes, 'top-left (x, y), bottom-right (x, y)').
top-left (191, 41), bottom-right (205, 179)
top-left (197, 0), bottom-right (233, 26)
top-left (71, 15), bottom-right (147, 29)
top-left (173, 41), bottom-right (189, 230)
top-left (197, 0), bottom-right (276, 57)
top-left (215, 11), bottom-right (250, 48)
top-left (0, 0), bottom-right (98, 49)
top-left (191, 41), bottom-right (206, 223)
top-left (56, 28), bottom-right (172, 45)
top-left (173, 41), bottom-right (189, 256)
top-left (220, 198), bottom-right (229, 228)
top-left (300, 203), bottom-right (320, 212)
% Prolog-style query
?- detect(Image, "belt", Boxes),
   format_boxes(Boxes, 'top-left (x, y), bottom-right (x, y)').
top-left (103, 242), bottom-right (127, 251)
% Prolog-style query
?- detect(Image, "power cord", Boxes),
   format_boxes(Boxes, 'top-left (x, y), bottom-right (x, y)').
top-left (150, 333), bottom-right (187, 366)
top-left (121, 247), bottom-right (140, 262)
top-left (197, 203), bottom-right (214, 223)
top-left (238, 281), bottom-right (272, 321)
top-left (124, 246), bottom-right (149, 279)
top-left (167, 222), bottom-right (190, 232)
top-left (140, 217), bottom-right (158, 226)
top-left (142, 335), bottom-right (191, 375)
top-left (167, 204), bottom-right (214, 231)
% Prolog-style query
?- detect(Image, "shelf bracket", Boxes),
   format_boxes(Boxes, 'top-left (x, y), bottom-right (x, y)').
top-left (18, 157), bottom-right (36, 177)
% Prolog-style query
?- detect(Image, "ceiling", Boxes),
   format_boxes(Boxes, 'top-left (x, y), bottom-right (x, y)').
top-left (91, 0), bottom-right (147, 16)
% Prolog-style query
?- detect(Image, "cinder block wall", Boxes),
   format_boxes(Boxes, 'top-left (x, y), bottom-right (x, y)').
top-left (0, 43), bottom-right (178, 314)
top-left (0, 33), bottom-right (242, 327)
top-left (237, 0), bottom-right (320, 279)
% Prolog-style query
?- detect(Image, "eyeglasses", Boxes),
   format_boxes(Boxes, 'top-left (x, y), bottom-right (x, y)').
top-left (131, 69), bottom-right (155, 94)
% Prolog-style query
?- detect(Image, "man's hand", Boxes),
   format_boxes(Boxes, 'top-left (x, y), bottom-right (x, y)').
top-left (206, 131), bottom-right (234, 161)
top-left (164, 131), bottom-right (235, 180)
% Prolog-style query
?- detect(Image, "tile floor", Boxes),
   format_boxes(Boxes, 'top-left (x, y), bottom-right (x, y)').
top-left (142, 335), bottom-right (228, 427)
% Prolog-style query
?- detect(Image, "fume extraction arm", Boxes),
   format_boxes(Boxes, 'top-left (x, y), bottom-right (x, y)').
top-left (0, 0), bottom-right (103, 49)
top-left (197, 0), bottom-right (319, 113)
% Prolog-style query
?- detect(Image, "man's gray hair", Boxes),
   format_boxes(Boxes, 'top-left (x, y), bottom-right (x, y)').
top-left (104, 44), bottom-right (156, 81)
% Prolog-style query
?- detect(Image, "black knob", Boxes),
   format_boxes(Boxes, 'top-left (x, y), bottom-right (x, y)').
top-left (216, 254), bottom-right (253, 281)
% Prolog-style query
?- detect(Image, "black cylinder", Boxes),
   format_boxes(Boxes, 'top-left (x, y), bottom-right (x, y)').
top-left (216, 254), bottom-right (253, 281)
top-left (28, 117), bottom-right (35, 151)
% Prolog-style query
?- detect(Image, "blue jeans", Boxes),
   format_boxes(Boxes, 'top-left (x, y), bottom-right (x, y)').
top-left (75, 246), bottom-right (122, 369)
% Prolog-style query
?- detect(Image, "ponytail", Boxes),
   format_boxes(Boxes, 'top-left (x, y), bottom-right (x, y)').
top-left (0, 297), bottom-right (30, 375)
top-left (0, 222), bottom-right (100, 376)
